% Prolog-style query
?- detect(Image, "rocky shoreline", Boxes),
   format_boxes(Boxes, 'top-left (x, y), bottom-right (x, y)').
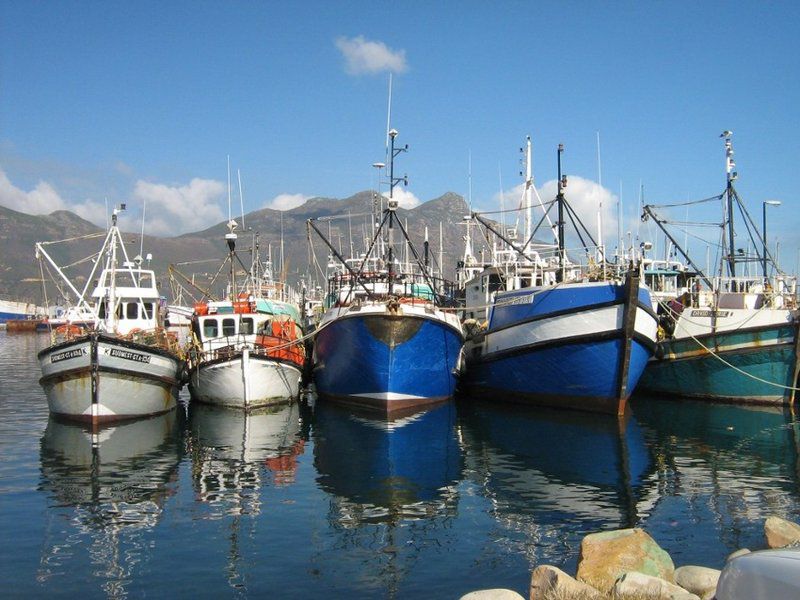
top-left (460, 515), bottom-right (800, 600)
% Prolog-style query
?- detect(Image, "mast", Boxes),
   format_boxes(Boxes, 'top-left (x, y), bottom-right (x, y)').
top-left (556, 144), bottom-right (566, 281)
top-left (226, 220), bottom-right (237, 297)
top-left (722, 130), bottom-right (737, 277)
top-left (439, 222), bottom-right (444, 278)
top-left (108, 204), bottom-right (124, 332)
top-left (524, 136), bottom-right (533, 253)
top-left (387, 128), bottom-right (408, 287)
top-left (424, 226), bottom-right (429, 268)
top-left (237, 168), bottom-right (246, 231)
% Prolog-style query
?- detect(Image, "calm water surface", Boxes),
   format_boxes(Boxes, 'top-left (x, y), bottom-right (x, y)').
top-left (2, 330), bottom-right (799, 598)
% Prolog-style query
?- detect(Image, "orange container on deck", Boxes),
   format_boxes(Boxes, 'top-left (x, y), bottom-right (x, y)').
top-left (232, 301), bottom-right (252, 313)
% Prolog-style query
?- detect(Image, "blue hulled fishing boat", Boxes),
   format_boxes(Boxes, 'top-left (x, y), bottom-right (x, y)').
top-left (309, 129), bottom-right (464, 414)
top-left (638, 131), bottom-right (799, 404)
top-left (464, 276), bottom-right (657, 414)
top-left (460, 137), bottom-right (658, 415)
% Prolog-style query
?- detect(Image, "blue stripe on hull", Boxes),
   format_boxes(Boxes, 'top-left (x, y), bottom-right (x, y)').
top-left (463, 338), bottom-right (652, 414)
top-left (639, 342), bottom-right (797, 403)
top-left (0, 311), bottom-right (33, 323)
top-left (313, 314), bottom-right (463, 411)
top-left (490, 281), bottom-right (651, 330)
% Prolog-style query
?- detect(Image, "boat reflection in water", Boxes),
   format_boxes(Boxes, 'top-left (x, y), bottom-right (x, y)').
top-left (457, 398), bottom-right (654, 569)
top-left (187, 402), bottom-right (305, 594)
top-left (37, 411), bottom-right (182, 596)
top-left (630, 396), bottom-right (800, 565)
top-left (314, 401), bottom-right (462, 522)
top-left (188, 402), bottom-right (304, 516)
top-left (312, 401), bottom-right (462, 596)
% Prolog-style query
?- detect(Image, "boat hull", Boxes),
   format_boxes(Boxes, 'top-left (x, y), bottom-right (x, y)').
top-left (462, 278), bottom-right (658, 415)
top-left (313, 306), bottom-right (464, 414)
top-left (0, 299), bottom-right (44, 323)
top-left (188, 349), bottom-right (302, 409)
top-left (639, 321), bottom-right (799, 404)
top-left (38, 333), bottom-right (182, 424)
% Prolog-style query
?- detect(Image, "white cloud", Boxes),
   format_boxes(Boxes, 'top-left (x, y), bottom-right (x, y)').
top-left (133, 178), bottom-right (225, 236)
top-left (114, 161), bottom-right (134, 177)
top-left (382, 188), bottom-right (420, 209)
top-left (0, 169), bottom-right (67, 214)
top-left (494, 176), bottom-right (620, 250)
top-left (335, 35), bottom-right (408, 75)
top-left (71, 199), bottom-right (109, 224)
top-left (0, 168), bottom-right (108, 224)
top-left (265, 193), bottom-right (312, 211)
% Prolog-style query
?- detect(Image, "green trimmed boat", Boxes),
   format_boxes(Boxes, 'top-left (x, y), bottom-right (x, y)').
top-left (639, 132), bottom-right (799, 405)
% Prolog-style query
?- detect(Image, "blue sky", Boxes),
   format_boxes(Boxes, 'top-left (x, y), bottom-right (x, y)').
top-left (1, 2), bottom-right (799, 271)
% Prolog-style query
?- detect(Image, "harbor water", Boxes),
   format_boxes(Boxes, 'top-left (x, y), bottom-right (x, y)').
top-left (2, 330), bottom-right (800, 598)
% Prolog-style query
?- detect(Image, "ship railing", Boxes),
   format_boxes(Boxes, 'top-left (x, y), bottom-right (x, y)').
top-left (684, 276), bottom-right (798, 310)
top-left (326, 271), bottom-right (460, 308)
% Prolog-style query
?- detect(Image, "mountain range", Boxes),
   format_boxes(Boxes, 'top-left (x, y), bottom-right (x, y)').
top-left (0, 191), bottom-right (479, 305)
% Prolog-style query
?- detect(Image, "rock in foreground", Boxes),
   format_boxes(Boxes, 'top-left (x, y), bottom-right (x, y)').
top-left (764, 515), bottom-right (800, 548)
top-left (576, 528), bottom-right (675, 594)
top-left (613, 571), bottom-right (699, 599)
top-left (674, 565), bottom-right (719, 599)
top-left (530, 565), bottom-right (602, 600)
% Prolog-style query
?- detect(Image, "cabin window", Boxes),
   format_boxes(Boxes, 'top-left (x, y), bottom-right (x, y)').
top-left (98, 301), bottom-right (106, 319)
top-left (203, 320), bottom-right (218, 338)
top-left (241, 318), bottom-right (254, 335)
top-left (488, 274), bottom-right (503, 294)
top-left (116, 303), bottom-right (123, 319)
top-left (117, 271), bottom-right (137, 288)
top-left (222, 318), bottom-right (236, 337)
top-left (126, 303), bottom-right (139, 319)
top-left (143, 302), bottom-right (155, 319)
top-left (139, 272), bottom-right (153, 287)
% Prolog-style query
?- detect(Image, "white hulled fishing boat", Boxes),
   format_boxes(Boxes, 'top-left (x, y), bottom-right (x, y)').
top-left (36, 204), bottom-right (183, 424)
top-left (184, 224), bottom-right (305, 408)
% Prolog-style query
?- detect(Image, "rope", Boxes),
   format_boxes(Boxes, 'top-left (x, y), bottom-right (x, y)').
top-left (654, 294), bottom-right (800, 392)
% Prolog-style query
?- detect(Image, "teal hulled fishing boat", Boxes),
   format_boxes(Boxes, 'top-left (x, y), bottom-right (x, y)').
top-left (639, 131), bottom-right (799, 404)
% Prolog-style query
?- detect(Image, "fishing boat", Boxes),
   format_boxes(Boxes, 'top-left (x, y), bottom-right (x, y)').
top-left (460, 137), bottom-right (658, 415)
top-left (0, 298), bottom-right (45, 324)
top-left (36, 204), bottom-right (183, 424)
top-left (638, 131), bottom-right (799, 404)
top-left (184, 224), bottom-right (305, 408)
top-left (309, 129), bottom-right (464, 415)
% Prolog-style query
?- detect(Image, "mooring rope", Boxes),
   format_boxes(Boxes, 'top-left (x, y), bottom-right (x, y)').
top-left (654, 294), bottom-right (800, 392)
